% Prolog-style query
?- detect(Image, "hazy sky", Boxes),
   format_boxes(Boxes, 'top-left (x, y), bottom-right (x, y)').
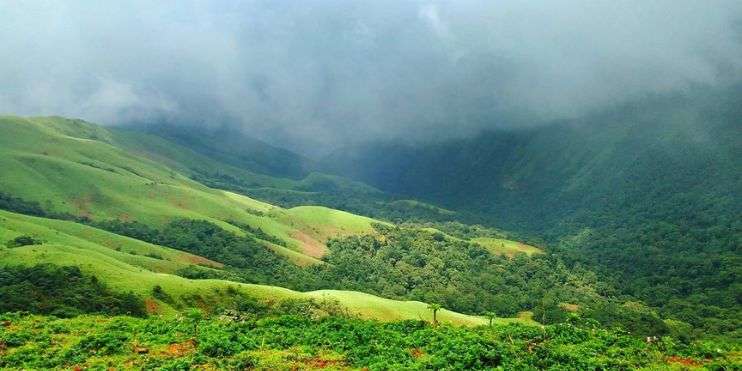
top-left (1, 1), bottom-right (741, 153)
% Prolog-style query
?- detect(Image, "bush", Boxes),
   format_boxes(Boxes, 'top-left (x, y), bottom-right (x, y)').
top-left (152, 285), bottom-right (174, 304)
top-left (5, 235), bottom-right (43, 248)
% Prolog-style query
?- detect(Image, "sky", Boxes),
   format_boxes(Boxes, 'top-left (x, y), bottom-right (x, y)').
top-left (1, 0), bottom-right (741, 154)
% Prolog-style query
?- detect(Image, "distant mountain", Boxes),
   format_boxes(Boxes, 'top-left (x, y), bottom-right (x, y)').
top-left (322, 85), bottom-right (742, 333)
top-left (129, 123), bottom-right (314, 180)
top-left (323, 84), bottom-right (741, 235)
top-left (115, 123), bottom-right (462, 223)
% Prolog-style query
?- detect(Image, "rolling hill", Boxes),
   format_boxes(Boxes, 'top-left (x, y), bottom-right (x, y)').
top-left (0, 116), bottom-right (383, 264)
top-left (0, 209), bottom-right (489, 325)
top-left (112, 124), bottom-right (462, 224)
top-left (0, 115), bottom-right (736, 369)
top-left (0, 115), bottom-right (541, 326)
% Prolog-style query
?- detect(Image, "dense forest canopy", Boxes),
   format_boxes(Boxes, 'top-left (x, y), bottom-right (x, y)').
top-left (320, 85), bottom-right (742, 341)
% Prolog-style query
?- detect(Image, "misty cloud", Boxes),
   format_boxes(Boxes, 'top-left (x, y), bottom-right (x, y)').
top-left (1, 1), bottom-right (741, 153)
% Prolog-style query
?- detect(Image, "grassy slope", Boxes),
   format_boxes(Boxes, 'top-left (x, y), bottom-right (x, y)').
top-left (111, 128), bottom-right (296, 191)
top-left (418, 227), bottom-right (540, 258)
top-left (0, 210), bottom-right (490, 325)
top-left (471, 237), bottom-right (544, 257)
top-left (0, 116), bottom-right (378, 263)
top-left (0, 210), bottom-right (221, 274)
top-left (112, 128), bottom-right (383, 200)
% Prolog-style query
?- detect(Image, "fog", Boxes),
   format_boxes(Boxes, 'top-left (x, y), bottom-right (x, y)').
top-left (1, 1), bottom-right (741, 154)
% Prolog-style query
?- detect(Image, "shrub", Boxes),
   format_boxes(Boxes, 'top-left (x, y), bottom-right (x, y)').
top-left (5, 235), bottom-right (42, 248)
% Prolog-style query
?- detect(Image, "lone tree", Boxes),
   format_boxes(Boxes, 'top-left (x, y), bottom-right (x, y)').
top-left (185, 308), bottom-right (204, 343)
top-left (484, 311), bottom-right (497, 327)
top-left (428, 303), bottom-right (442, 325)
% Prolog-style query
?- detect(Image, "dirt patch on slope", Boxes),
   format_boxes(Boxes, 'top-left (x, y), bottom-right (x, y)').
top-left (185, 254), bottom-right (223, 268)
top-left (292, 231), bottom-right (327, 258)
top-left (164, 340), bottom-right (196, 357)
top-left (144, 298), bottom-right (159, 314)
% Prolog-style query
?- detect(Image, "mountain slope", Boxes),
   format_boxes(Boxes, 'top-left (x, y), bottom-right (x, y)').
top-left (321, 85), bottom-right (742, 334)
top-left (0, 116), bottom-right (381, 263)
top-left (131, 124), bottom-right (314, 180)
top-left (323, 86), bottom-right (741, 232)
top-left (112, 125), bottom-right (462, 224)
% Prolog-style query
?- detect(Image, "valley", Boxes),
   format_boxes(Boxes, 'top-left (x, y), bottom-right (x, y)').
top-left (0, 113), bottom-right (738, 368)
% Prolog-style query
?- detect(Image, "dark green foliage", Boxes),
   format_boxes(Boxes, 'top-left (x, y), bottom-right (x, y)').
top-left (135, 124), bottom-right (313, 179)
top-left (156, 219), bottom-right (298, 284)
top-left (297, 225), bottom-right (698, 338)
top-left (92, 218), bottom-right (310, 287)
top-left (0, 192), bottom-right (46, 217)
top-left (582, 301), bottom-right (669, 337)
top-left (151, 285), bottom-right (174, 304)
top-left (89, 219), bottom-right (160, 242)
top-left (0, 192), bottom-right (88, 223)
top-left (145, 252), bottom-right (163, 260)
top-left (0, 264), bottom-right (145, 317)
top-left (174, 264), bottom-right (241, 281)
top-left (94, 218), bottom-right (690, 337)
top-left (243, 187), bottom-right (463, 224)
top-left (5, 235), bottom-right (43, 248)
top-left (195, 171), bottom-right (463, 224)
top-left (228, 220), bottom-right (287, 246)
top-left (305, 225), bottom-right (589, 316)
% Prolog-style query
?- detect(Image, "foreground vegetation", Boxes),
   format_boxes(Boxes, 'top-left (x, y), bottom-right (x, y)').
top-left (1, 310), bottom-right (738, 370)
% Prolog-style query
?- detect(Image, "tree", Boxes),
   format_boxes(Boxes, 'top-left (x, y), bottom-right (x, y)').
top-left (427, 303), bottom-right (442, 325)
top-left (186, 308), bottom-right (204, 343)
top-left (484, 311), bottom-right (497, 327)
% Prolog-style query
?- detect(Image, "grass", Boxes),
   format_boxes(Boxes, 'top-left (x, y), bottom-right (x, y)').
top-left (280, 206), bottom-right (386, 257)
top-left (471, 237), bottom-right (544, 257)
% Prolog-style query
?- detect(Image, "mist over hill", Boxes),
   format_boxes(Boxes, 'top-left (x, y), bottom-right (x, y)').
top-left (1, 1), bottom-right (741, 155)
top-left (322, 84), bottom-right (741, 232)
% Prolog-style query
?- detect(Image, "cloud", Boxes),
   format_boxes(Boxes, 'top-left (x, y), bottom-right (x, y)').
top-left (0, 0), bottom-right (740, 153)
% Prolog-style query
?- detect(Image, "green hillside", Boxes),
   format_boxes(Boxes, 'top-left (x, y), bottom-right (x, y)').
top-left (2, 113), bottom-right (734, 367)
top-left (131, 124), bottom-right (314, 180)
top-left (0, 115), bottom-right (539, 324)
top-left (0, 209), bottom-right (487, 325)
top-left (0, 116), bottom-right (381, 263)
top-left (112, 126), bottom-right (462, 224)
